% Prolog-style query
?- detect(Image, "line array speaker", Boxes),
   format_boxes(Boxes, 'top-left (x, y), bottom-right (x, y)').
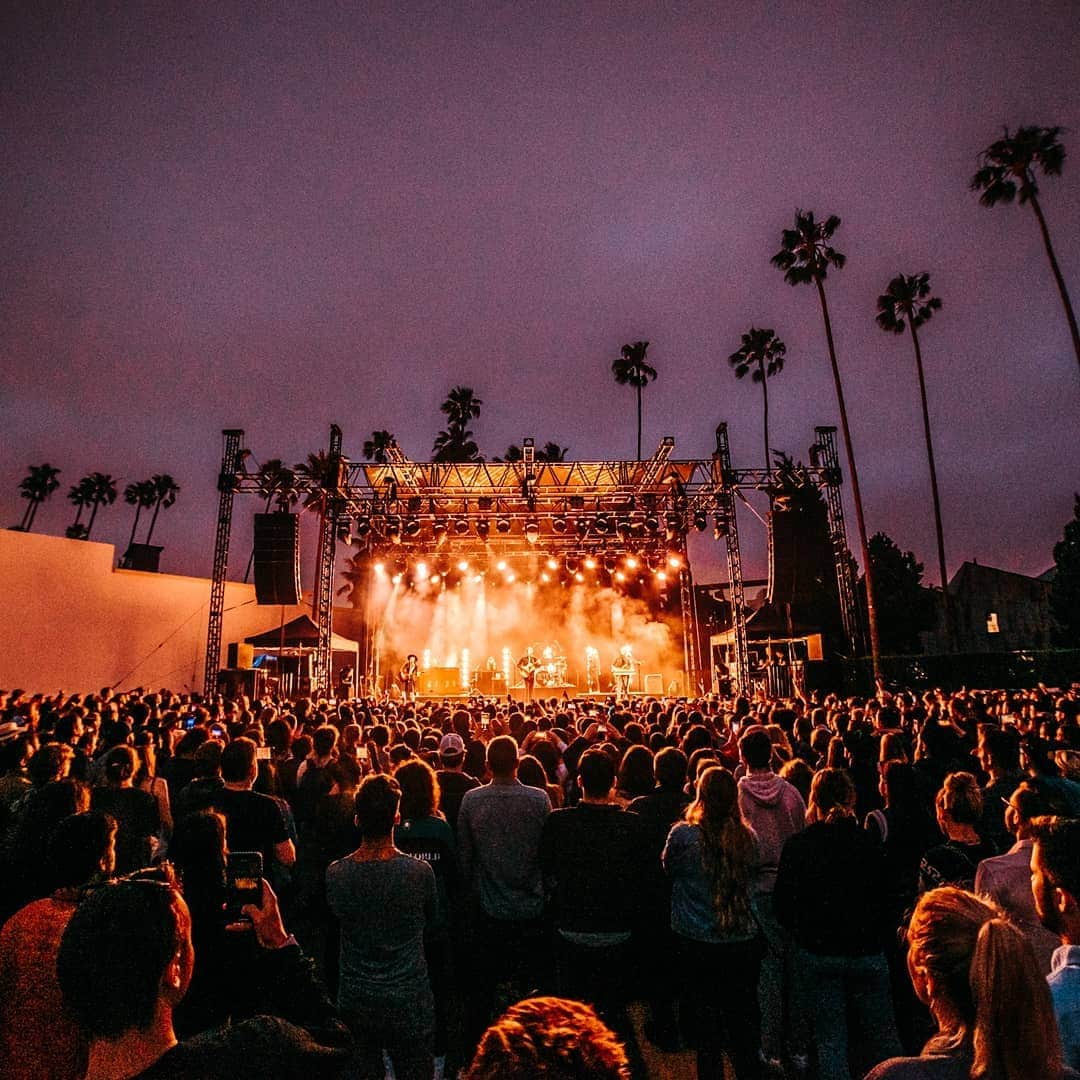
top-left (253, 513), bottom-right (301, 606)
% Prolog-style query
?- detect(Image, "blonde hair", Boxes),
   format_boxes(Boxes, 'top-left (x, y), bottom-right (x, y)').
top-left (807, 767), bottom-right (856, 824)
top-left (685, 766), bottom-right (756, 935)
top-left (908, 887), bottom-right (1062, 1080)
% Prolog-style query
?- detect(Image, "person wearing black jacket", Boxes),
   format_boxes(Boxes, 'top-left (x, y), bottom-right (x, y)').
top-left (774, 768), bottom-right (901, 1080)
top-left (539, 748), bottom-right (650, 1068)
top-left (56, 876), bottom-right (351, 1079)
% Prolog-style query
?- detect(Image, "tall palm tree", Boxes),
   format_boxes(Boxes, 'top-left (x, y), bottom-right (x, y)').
top-left (876, 273), bottom-right (953, 650)
top-left (66, 476), bottom-right (96, 538)
top-left (728, 327), bottom-right (787, 473)
top-left (440, 386), bottom-right (483, 429)
top-left (971, 126), bottom-right (1079, 375)
top-left (83, 473), bottom-right (118, 540)
top-left (363, 430), bottom-right (396, 463)
top-left (123, 479), bottom-right (157, 551)
top-left (16, 463), bottom-right (61, 531)
top-left (612, 341), bottom-right (657, 460)
top-left (143, 474), bottom-right (179, 545)
top-left (772, 210), bottom-right (881, 677)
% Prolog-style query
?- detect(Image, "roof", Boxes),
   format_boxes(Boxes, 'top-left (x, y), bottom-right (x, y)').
top-left (244, 614), bottom-right (357, 651)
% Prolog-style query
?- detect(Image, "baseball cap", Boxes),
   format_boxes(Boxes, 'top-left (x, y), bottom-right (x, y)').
top-left (439, 733), bottom-right (465, 759)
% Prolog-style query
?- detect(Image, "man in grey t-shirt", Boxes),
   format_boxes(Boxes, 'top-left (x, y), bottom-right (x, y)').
top-left (326, 773), bottom-right (436, 1080)
top-left (457, 735), bottom-right (551, 1043)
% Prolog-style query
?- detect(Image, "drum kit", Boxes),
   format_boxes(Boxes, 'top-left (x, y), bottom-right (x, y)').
top-left (533, 643), bottom-right (569, 688)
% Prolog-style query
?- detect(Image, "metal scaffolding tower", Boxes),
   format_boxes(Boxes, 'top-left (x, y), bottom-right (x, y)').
top-left (203, 429), bottom-right (245, 698)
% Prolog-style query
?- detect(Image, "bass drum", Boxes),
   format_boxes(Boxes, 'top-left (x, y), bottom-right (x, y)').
top-left (535, 668), bottom-right (557, 688)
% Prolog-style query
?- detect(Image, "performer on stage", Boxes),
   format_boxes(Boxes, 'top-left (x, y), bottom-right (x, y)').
top-left (611, 645), bottom-right (635, 697)
top-left (517, 646), bottom-right (540, 704)
top-left (399, 653), bottom-right (420, 702)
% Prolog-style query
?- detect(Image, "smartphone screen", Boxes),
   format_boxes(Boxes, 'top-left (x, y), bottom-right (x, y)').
top-left (358, 746), bottom-right (369, 762)
top-left (226, 851), bottom-right (263, 919)
top-left (255, 746), bottom-right (271, 761)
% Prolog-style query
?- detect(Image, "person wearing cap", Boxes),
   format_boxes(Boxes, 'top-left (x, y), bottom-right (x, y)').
top-left (436, 732), bottom-right (479, 836)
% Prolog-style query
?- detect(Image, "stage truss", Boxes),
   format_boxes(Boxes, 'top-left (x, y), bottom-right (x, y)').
top-left (204, 425), bottom-right (860, 698)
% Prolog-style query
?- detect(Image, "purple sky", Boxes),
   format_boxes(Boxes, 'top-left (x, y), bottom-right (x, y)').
top-left (3, 1), bottom-right (1078, 589)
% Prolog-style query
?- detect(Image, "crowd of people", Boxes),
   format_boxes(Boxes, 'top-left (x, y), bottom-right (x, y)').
top-left (1, 679), bottom-right (1079, 1079)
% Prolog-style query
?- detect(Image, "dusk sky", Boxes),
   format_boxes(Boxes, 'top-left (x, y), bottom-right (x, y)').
top-left (3, 1), bottom-right (1078, 590)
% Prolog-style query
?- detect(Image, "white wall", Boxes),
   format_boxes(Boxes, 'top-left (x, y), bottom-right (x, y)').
top-left (0, 529), bottom-right (309, 694)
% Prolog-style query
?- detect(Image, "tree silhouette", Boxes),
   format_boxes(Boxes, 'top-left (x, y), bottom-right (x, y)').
top-left (123, 479), bottom-right (157, 551)
top-left (971, 126), bottom-right (1079, 376)
top-left (65, 476), bottom-right (96, 538)
top-left (363, 430), bottom-right (396, 463)
top-left (876, 272), bottom-right (952, 649)
top-left (143, 474), bottom-right (180, 545)
top-left (858, 533), bottom-right (937, 655)
top-left (82, 473), bottom-right (118, 540)
top-left (433, 387), bottom-right (483, 462)
top-left (16, 463), bottom-right (61, 532)
top-left (496, 441), bottom-right (569, 463)
top-left (728, 327), bottom-right (787, 473)
top-left (772, 210), bottom-right (881, 677)
top-left (612, 341), bottom-right (657, 460)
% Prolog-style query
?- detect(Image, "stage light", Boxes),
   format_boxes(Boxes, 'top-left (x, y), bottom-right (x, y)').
top-left (552, 515), bottom-right (568, 533)
top-left (574, 571), bottom-right (585, 582)
top-left (354, 517), bottom-right (371, 536)
top-left (614, 570), bottom-right (626, 582)
top-left (665, 511), bottom-right (682, 540)
top-left (643, 514), bottom-right (660, 533)
top-left (625, 555), bottom-right (639, 570)
top-left (391, 573), bottom-right (403, 585)
top-left (506, 571), bottom-right (516, 583)
top-left (583, 556), bottom-right (597, 571)
top-left (546, 557), bottom-right (559, 571)
top-left (415, 561), bottom-right (429, 580)
top-left (476, 520), bottom-right (490, 539)
top-left (713, 514), bottom-right (729, 539)
top-left (454, 517), bottom-right (470, 535)
top-left (386, 516), bottom-right (402, 544)
top-left (540, 572), bottom-right (550, 583)
top-left (432, 519), bottom-right (447, 537)
top-left (656, 570), bottom-right (668, 582)
top-left (693, 510), bottom-right (708, 532)
top-left (472, 573), bottom-right (483, 583)
top-left (616, 517), bottom-right (632, 538)
top-left (404, 517), bottom-right (421, 537)
top-left (594, 514), bottom-right (611, 535)
top-left (495, 516), bottom-right (511, 534)
top-left (457, 560), bottom-right (469, 572)
top-left (496, 559), bottom-right (507, 571)
top-left (373, 561), bottom-right (385, 575)
top-left (603, 555), bottom-right (617, 573)
top-left (429, 572), bottom-right (441, 584)
top-left (565, 556), bottom-right (579, 573)
top-left (576, 518), bottom-right (589, 537)
top-left (525, 519), bottom-right (540, 544)
top-left (668, 554), bottom-right (682, 569)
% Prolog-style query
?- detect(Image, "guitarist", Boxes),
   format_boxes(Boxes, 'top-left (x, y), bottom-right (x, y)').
top-left (517, 646), bottom-right (540, 704)
top-left (399, 654), bottom-right (420, 702)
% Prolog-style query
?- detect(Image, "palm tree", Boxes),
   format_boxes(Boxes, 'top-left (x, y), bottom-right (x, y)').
top-left (971, 126), bottom-right (1079, 375)
top-left (432, 426), bottom-right (481, 463)
top-left (495, 441), bottom-right (569, 463)
top-left (612, 341), bottom-right (657, 459)
top-left (123, 479), bottom-right (157, 551)
top-left (772, 210), bottom-right (881, 677)
top-left (876, 272), bottom-right (953, 650)
top-left (363, 430), bottom-right (396, 463)
top-left (538, 442), bottom-right (569, 462)
top-left (143, 474), bottom-right (179, 545)
top-left (728, 328), bottom-right (787, 473)
top-left (65, 477), bottom-right (95, 538)
top-left (440, 387), bottom-right (483, 429)
top-left (80, 473), bottom-right (118, 540)
top-left (16, 463), bottom-right (61, 531)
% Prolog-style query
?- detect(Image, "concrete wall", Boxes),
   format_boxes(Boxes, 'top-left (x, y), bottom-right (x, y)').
top-left (0, 529), bottom-right (310, 694)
